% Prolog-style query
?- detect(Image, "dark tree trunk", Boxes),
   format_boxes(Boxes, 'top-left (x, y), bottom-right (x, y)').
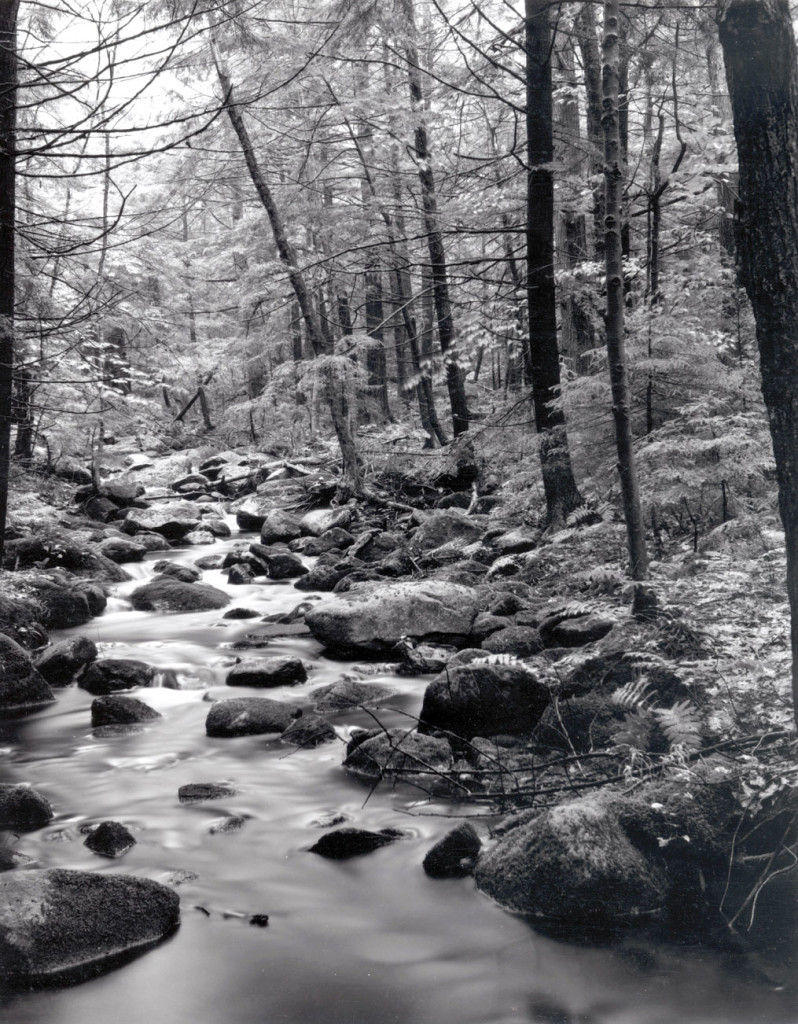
top-left (0, 0), bottom-right (17, 561)
top-left (526, 0), bottom-right (583, 528)
top-left (719, 0), bottom-right (798, 724)
top-left (602, 0), bottom-right (648, 579)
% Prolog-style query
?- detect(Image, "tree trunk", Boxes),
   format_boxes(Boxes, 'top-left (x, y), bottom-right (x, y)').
top-left (526, 0), bottom-right (583, 528)
top-left (719, 0), bottom-right (798, 725)
top-left (215, 60), bottom-right (362, 495)
top-left (364, 263), bottom-right (390, 422)
top-left (602, 0), bottom-right (648, 579)
top-left (399, 0), bottom-right (469, 436)
top-left (0, 0), bottom-right (18, 562)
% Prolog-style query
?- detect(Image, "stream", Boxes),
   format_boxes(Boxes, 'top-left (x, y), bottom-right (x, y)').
top-left (0, 523), bottom-right (796, 1024)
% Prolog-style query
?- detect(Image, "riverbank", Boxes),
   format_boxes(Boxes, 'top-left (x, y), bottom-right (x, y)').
top-left (0, 439), bottom-right (795, 1021)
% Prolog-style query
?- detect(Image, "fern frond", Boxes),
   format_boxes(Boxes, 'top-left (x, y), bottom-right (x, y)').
top-left (653, 700), bottom-right (703, 752)
top-left (612, 708), bottom-right (653, 752)
top-left (545, 601), bottom-right (596, 624)
top-left (611, 677), bottom-right (655, 710)
top-left (471, 654), bottom-right (535, 674)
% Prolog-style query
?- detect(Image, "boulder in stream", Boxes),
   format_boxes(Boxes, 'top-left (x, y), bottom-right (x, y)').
top-left (311, 679), bottom-right (395, 712)
top-left (423, 822), bottom-right (482, 878)
top-left (0, 784), bottom-right (54, 831)
top-left (225, 656), bottom-right (307, 688)
top-left (474, 793), bottom-right (668, 925)
top-left (152, 561), bottom-right (201, 583)
top-left (129, 576), bottom-right (230, 612)
top-left (91, 695), bottom-right (162, 727)
top-left (97, 537), bottom-right (148, 564)
top-left (299, 507), bottom-right (354, 536)
top-left (121, 502), bottom-right (202, 541)
top-left (281, 713), bottom-right (337, 747)
top-left (308, 827), bottom-right (403, 860)
top-left (344, 728), bottom-right (454, 790)
top-left (79, 659), bottom-right (154, 695)
top-left (205, 697), bottom-right (294, 737)
top-left (419, 658), bottom-right (552, 740)
top-left (35, 636), bottom-right (98, 687)
top-left (83, 821), bottom-right (136, 858)
top-left (0, 634), bottom-right (55, 713)
top-left (0, 868), bottom-right (179, 981)
top-left (305, 580), bottom-right (483, 653)
top-left (259, 509), bottom-right (302, 544)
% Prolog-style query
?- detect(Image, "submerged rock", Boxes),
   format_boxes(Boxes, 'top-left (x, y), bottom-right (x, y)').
top-left (0, 868), bottom-right (179, 980)
top-left (178, 783), bottom-right (239, 803)
top-left (308, 827), bottom-right (403, 859)
top-left (205, 697), bottom-right (294, 737)
top-left (306, 581), bottom-right (482, 653)
top-left (129, 576), bottom-right (230, 612)
top-left (0, 784), bottom-right (54, 831)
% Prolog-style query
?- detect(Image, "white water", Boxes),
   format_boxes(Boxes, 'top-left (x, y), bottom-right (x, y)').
top-left (0, 527), bottom-right (795, 1024)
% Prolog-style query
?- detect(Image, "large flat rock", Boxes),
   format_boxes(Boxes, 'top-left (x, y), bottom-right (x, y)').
top-left (305, 581), bottom-right (482, 653)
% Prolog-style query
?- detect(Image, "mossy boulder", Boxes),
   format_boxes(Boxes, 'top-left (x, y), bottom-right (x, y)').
top-left (475, 793), bottom-right (668, 924)
top-left (0, 634), bottom-right (55, 713)
top-left (0, 869), bottom-right (179, 980)
top-left (419, 659), bottom-right (551, 740)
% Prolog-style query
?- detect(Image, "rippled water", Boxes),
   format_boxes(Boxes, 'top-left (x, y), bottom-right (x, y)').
top-left (1, 526), bottom-right (795, 1024)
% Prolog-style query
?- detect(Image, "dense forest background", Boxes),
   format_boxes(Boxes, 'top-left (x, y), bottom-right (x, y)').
top-left (4, 0), bottom-right (765, 540)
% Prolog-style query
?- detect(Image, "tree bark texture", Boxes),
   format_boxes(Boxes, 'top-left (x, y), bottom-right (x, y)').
top-left (216, 63), bottom-right (362, 495)
top-left (525, 0), bottom-right (583, 527)
top-left (0, 0), bottom-right (18, 563)
top-left (399, 0), bottom-right (469, 437)
top-left (602, 0), bottom-right (648, 579)
top-left (719, 0), bottom-right (798, 724)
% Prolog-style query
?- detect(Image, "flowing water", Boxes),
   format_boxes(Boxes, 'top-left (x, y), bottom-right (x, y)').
top-left (0, 525), bottom-right (795, 1024)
